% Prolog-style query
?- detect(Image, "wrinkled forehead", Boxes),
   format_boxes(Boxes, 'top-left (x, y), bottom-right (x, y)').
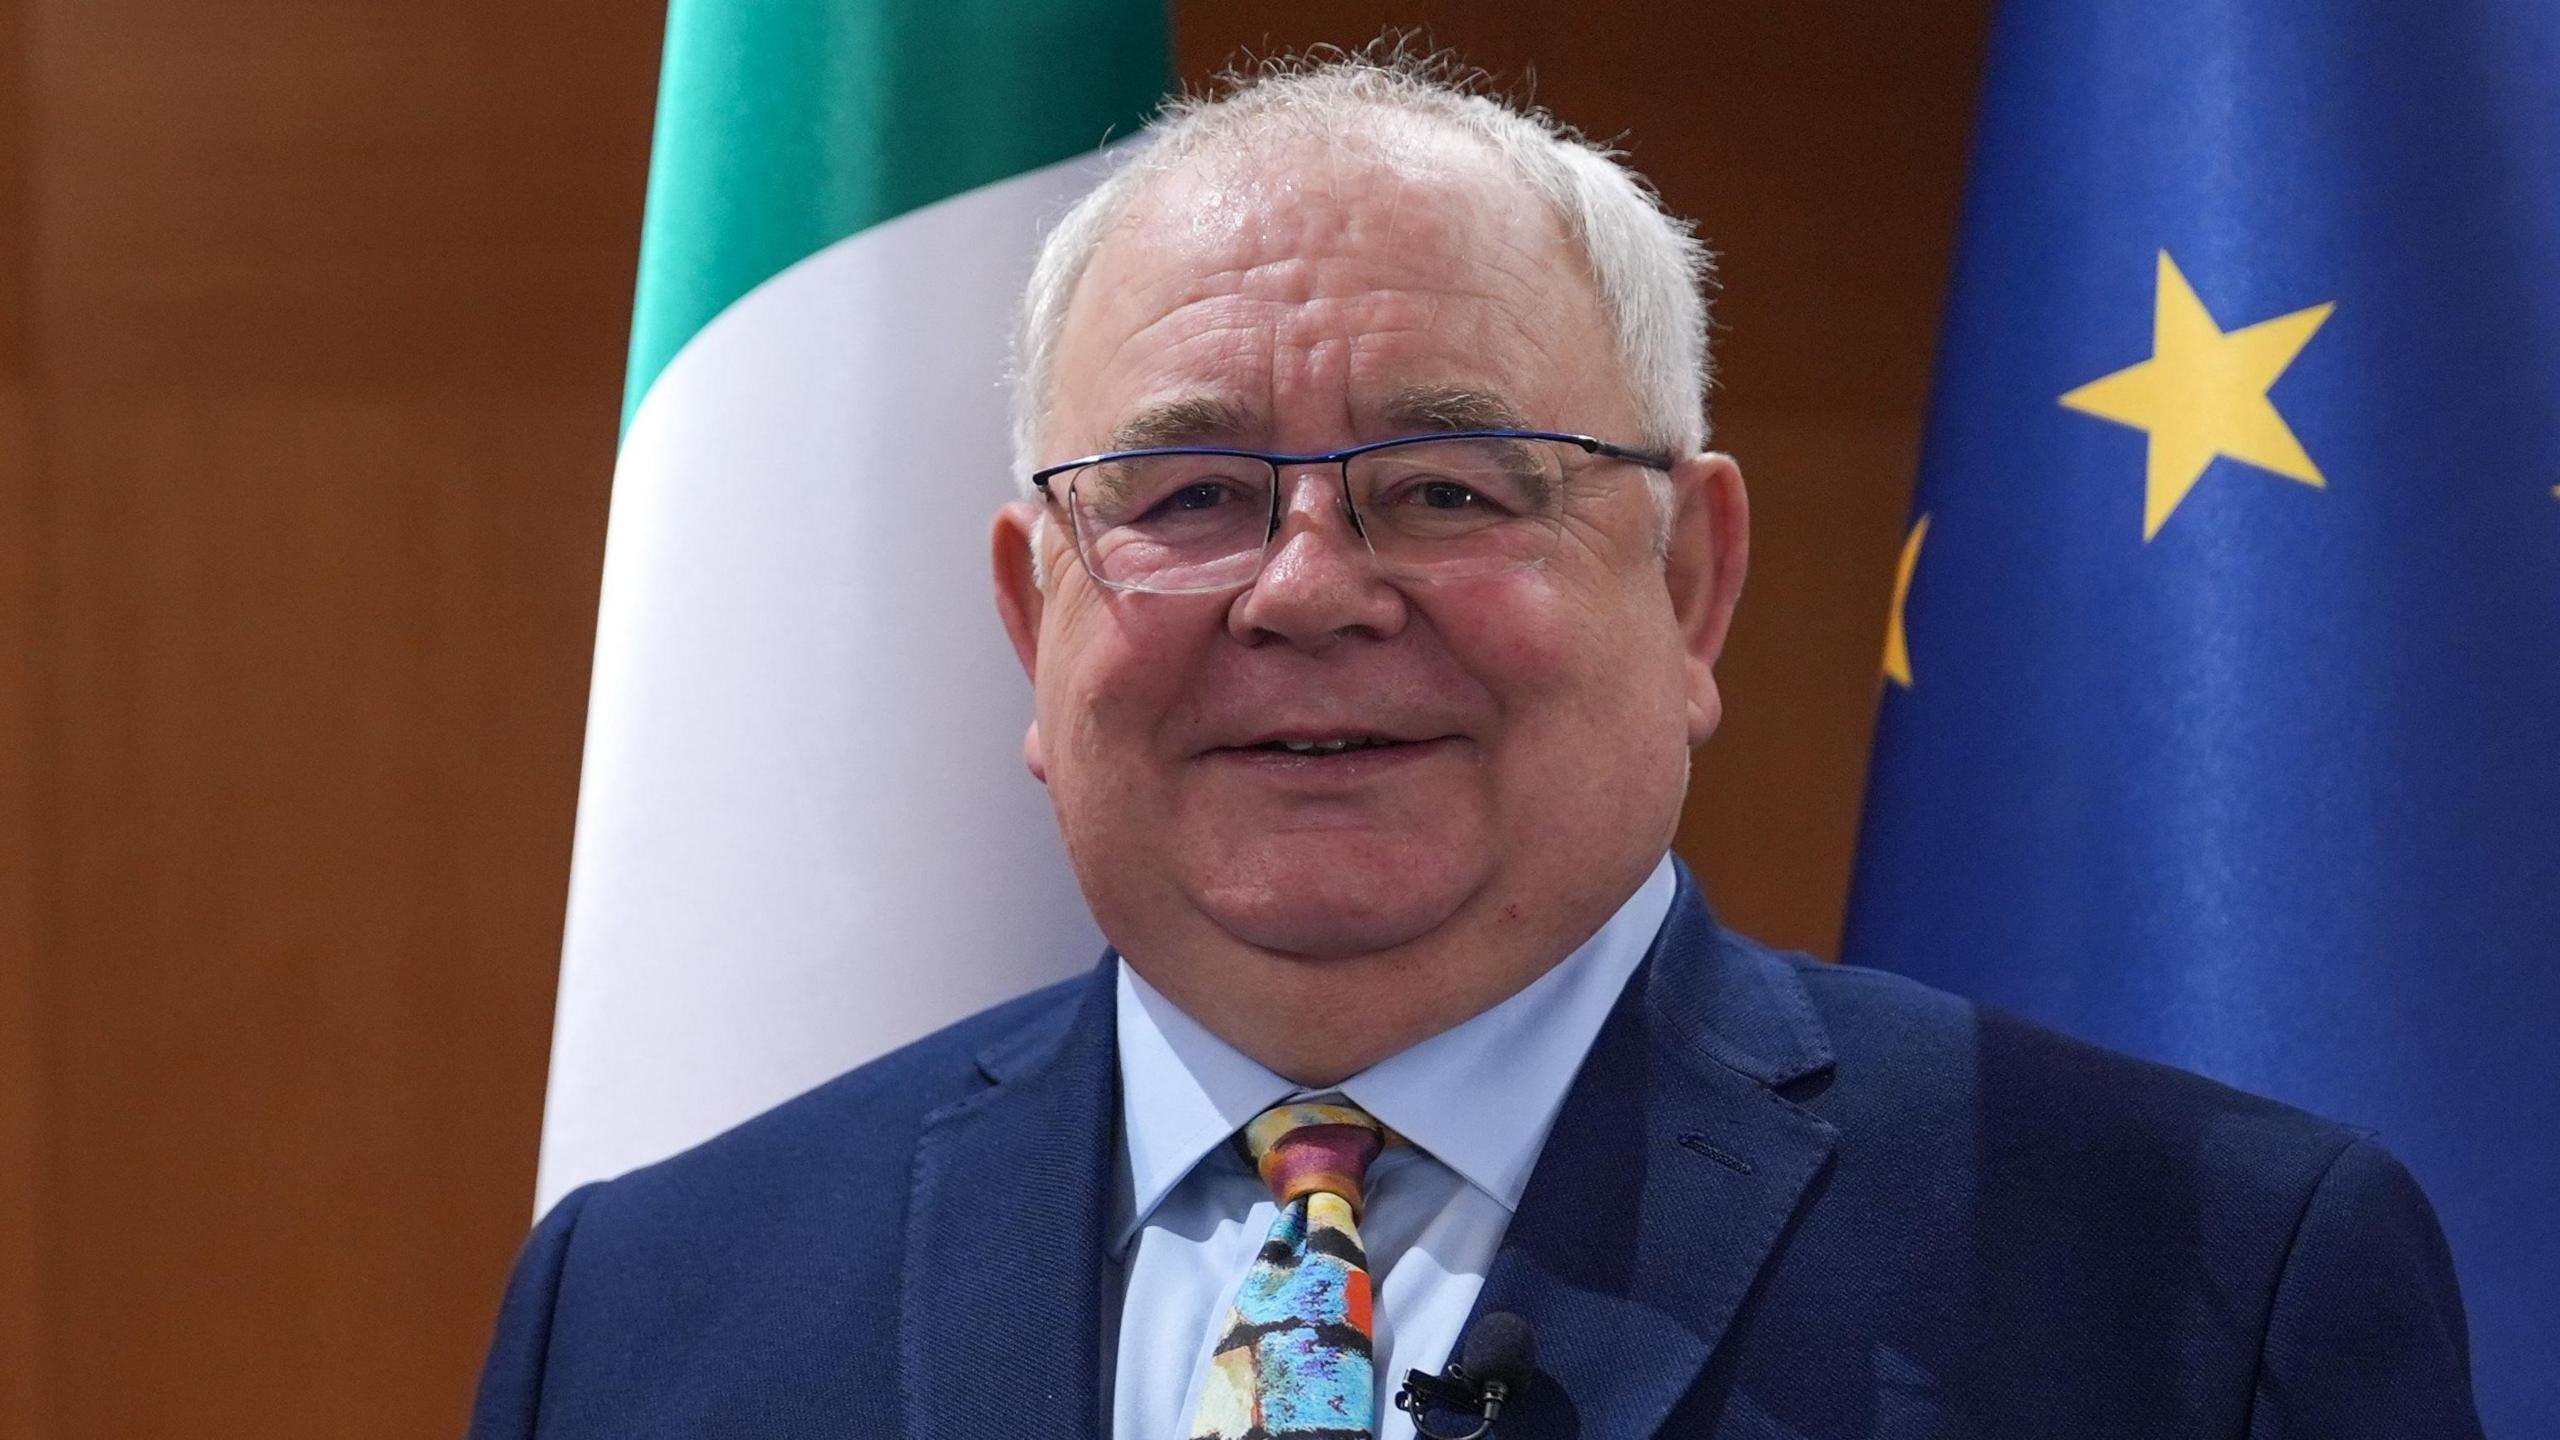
top-left (1100, 122), bottom-right (1571, 302)
top-left (1050, 125), bottom-right (1613, 449)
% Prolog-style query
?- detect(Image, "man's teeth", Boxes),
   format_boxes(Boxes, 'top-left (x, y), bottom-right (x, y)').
top-left (1269, 737), bottom-right (1398, 754)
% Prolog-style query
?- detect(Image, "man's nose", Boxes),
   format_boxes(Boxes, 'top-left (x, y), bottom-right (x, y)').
top-left (1227, 470), bottom-right (1409, 649)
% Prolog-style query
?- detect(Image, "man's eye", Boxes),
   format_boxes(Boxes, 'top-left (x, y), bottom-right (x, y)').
top-left (1414, 480), bottom-right (1488, 511)
top-left (1379, 475), bottom-right (1513, 516)
top-left (1167, 482), bottom-right (1237, 512)
top-left (1134, 479), bottom-right (1250, 523)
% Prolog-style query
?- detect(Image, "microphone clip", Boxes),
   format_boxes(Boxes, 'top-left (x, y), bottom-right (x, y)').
top-left (1396, 1309), bottom-right (1537, 1440)
top-left (1393, 1362), bottom-right (1515, 1440)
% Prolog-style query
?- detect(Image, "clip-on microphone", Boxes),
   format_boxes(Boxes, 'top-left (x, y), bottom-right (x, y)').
top-left (1393, 1311), bottom-right (1537, 1440)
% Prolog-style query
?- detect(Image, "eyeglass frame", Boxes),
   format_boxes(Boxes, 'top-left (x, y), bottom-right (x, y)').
top-left (1027, 428), bottom-right (1677, 594)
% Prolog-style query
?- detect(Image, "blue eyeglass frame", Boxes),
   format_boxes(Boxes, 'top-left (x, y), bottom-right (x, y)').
top-left (1027, 428), bottom-right (1678, 593)
top-left (1027, 428), bottom-right (1675, 512)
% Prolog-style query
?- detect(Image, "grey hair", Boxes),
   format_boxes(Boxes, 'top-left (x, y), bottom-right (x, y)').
top-left (1010, 46), bottom-right (1716, 544)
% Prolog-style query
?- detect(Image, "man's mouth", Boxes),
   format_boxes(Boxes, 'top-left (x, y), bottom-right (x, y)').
top-left (1250, 736), bottom-right (1410, 756)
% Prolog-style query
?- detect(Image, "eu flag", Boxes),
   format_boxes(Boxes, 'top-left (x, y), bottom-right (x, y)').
top-left (1843, 1), bottom-right (2558, 1430)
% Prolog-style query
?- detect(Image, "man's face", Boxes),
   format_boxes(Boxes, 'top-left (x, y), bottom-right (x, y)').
top-left (995, 133), bottom-right (1744, 1032)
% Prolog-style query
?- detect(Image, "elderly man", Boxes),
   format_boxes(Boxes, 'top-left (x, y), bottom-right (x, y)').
top-left (471, 55), bottom-right (2479, 1439)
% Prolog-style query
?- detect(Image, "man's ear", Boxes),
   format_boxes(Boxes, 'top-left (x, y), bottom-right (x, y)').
top-left (1662, 452), bottom-right (1750, 747)
top-left (990, 500), bottom-right (1049, 781)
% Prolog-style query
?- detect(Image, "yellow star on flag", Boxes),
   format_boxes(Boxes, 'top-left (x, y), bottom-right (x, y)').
top-left (2059, 251), bottom-right (2334, 540)
top-left (1883, 514), bottom-right (1929, 688)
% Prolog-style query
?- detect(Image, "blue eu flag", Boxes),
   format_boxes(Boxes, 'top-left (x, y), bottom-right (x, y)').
top-left (1843, 1), bottom-right (2558, 1430)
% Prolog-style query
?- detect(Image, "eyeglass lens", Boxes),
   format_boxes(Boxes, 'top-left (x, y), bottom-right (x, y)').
top-left (1064, 434), bottom-right (1576, 592)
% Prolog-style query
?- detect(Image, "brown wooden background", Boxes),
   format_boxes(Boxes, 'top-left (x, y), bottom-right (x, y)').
top-left (0, 2), bottom-right (1989, 1433)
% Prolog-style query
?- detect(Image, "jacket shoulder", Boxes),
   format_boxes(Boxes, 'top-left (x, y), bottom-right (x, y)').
top-left (1700, 941), bottom-right (2473, 1431)
top-left (1786, 950), bottom-right (2367, 1161)
top-left (572, 966), bottom-right (1097, 1231)
top-left (523, 967), bottom-right (1096, 1303)
top-left (472, 970), bottom-right (1102, 1436)
top-left (1768, 946), bottom-right (2403, 1342)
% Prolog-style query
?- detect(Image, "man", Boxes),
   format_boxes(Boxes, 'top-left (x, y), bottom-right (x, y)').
top-left (472, 54), bottom-right (2480, 1439)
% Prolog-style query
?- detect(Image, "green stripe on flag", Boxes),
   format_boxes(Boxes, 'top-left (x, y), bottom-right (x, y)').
top-left (623, 0), bottom-right (1170, 433)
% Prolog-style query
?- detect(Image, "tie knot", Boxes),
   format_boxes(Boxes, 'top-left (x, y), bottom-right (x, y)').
top-left (1242, 1102), bottom-right (1390, 1214)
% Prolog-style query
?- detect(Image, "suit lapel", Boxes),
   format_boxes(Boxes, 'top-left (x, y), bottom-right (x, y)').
top-left (1466, 870), bottom-right (1838, 1439)
top-left (901, 963), bottom-right (1118, 1440)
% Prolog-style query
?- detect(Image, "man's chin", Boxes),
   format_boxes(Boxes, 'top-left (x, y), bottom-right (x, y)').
top-left (1196, 875), bottom-right (1474, 961)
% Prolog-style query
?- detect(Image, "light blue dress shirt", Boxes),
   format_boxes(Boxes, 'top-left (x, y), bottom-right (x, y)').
top-left (1104, 855), bottom-right (1676, 1440)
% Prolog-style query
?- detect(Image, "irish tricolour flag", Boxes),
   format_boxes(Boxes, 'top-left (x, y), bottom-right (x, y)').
top-left (536, 0), bottom-right (1167, 1212)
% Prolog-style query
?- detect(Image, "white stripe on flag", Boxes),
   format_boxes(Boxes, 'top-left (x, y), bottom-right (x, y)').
top-left (538, 153), bottom-right (1117, 1213)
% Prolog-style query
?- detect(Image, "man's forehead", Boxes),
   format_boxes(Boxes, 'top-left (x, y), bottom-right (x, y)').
top-left (1043, 124), bottom-right (1618, 458)
top-left (1109, 126), bottom-right (1546, 271)
top-left (1162, 117), bottom-right (1525, 207)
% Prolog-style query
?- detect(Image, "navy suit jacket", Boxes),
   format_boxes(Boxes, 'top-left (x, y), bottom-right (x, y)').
top-left (470, 867), bottom-right (2480, 1437)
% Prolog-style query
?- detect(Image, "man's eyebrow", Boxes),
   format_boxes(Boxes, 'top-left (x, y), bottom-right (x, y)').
top-left (1099, 386), bottom-right (1531, 454)
top-left (1378, 385), bottom-right (1533, 434)
top-left (1107, 395), bottom-right (1259, 452)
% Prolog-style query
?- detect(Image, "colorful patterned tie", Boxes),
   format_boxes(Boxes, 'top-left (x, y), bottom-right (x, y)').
top-left (1189, 1101), bottom-right (1392, 1440)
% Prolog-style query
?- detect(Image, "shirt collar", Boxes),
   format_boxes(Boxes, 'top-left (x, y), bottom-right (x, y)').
top-left (1110, 855), bottom-right (1676, 1254)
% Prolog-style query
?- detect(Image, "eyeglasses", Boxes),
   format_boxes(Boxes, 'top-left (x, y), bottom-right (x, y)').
top-left (1029, 429), bottom-right (1673, 595)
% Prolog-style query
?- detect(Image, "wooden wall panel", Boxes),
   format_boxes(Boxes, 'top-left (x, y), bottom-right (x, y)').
top-left (22, 0), bottom-right (659, 1432)
top-left (0, 373), bottom-right (43, 1432)
top-left (4, 0), bottom-right (50, 1428)
top-left (39, 393), bottom-right (617, 1434)
top-left (1682, 412), bottom-right (1930, 948)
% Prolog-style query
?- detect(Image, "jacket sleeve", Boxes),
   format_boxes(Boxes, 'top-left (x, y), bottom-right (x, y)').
top-left (2246, 1138), bottom-right (2482, 1440)
top-left (467, 1183), bottom-right (600, 1440)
